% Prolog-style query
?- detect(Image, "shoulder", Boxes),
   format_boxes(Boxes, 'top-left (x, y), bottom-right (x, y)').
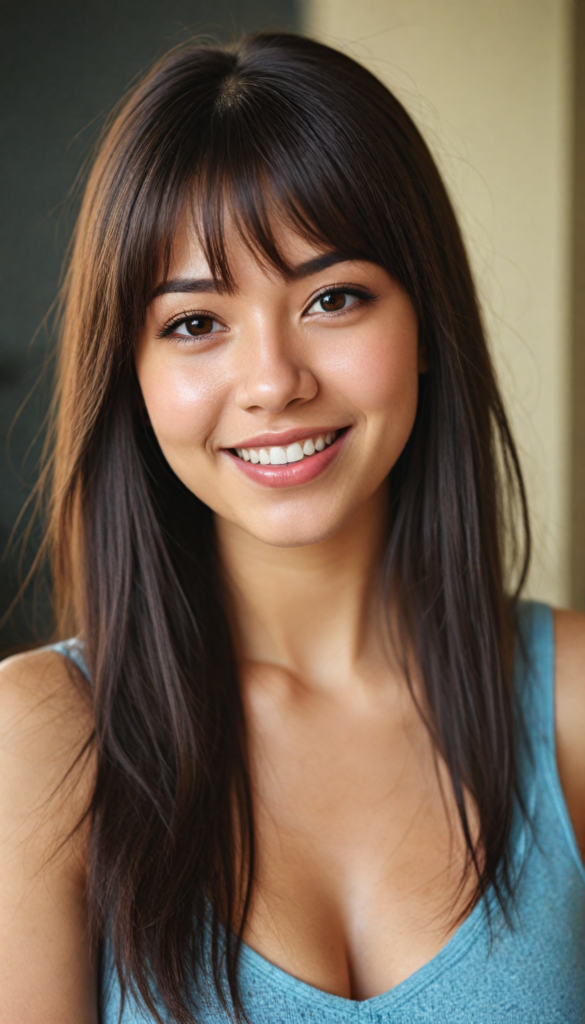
top-left (0, 648), bottom-right (96, 1022)
top-left (0, 643), bottom-right (90, 705)
top-left (552, 609), bottom-right (585, 855)
top-left (0, 646), bottom-right (93, 789)
top-left (0, 644), bottom-right (95, 857)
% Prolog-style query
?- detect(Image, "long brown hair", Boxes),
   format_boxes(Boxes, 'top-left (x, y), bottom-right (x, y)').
top-left (46, 32), bottom-right (530, 1023)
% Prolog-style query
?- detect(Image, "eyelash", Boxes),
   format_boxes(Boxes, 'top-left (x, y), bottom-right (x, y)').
top-left (157, 309), bottom-right (220, 340)
top-left (157, 284), bottom-right (376, 340)
top-left (303, 284), bottom-right (375, 316)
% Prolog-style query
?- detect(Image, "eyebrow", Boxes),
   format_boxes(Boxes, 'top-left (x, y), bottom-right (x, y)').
top-left (289, 251), bottom-right (359, 279)
top-left (151, 277), bottom-right (221, 299)
top-left (150, 251), bottom-right (361, 300)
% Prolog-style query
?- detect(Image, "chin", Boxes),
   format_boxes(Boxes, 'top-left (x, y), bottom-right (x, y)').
top-left (230, 504), bottom-right (356, 549)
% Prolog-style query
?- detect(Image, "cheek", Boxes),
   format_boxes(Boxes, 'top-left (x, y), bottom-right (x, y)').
top-left (348, 342), bottom-right (417, 412)
top-left (137, 350), bottom-right (226, 452)
top-left (322, 316), bottom-right (420, 433)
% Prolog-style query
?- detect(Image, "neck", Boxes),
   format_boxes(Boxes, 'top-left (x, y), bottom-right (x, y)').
top-left (215, 485), bottom-right (390, 691)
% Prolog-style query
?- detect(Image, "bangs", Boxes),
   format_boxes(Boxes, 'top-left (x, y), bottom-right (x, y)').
top-left (125, 38), bottom-right (428, 312)
top-left (189, 139), bottom-right (376, 291)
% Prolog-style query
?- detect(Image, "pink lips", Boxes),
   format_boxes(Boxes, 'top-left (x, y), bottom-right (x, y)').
top-left (225, 429), bottom-right (348, 488)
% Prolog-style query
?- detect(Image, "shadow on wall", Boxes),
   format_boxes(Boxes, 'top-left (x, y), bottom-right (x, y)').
top-left (0, 0), bottom-right (300, 655)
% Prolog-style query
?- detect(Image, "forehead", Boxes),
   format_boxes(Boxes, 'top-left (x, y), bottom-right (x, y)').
top-left (171, 213), bottom-right (334, 274)
top-left (153, 213), bottom-right (366, 300)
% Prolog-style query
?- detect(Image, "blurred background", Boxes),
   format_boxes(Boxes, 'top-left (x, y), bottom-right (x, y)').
top-left (1, 0), bottom-right (583, 653)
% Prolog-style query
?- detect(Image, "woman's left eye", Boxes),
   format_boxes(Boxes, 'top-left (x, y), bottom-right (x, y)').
top-left (305, 291), bottom-right (361, 315)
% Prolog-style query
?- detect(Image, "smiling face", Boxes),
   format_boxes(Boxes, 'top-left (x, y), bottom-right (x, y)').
top-left (136, 220), bottom-right (422, 548)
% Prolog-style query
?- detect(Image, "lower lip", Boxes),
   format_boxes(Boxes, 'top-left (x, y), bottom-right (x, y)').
top-left (225, 430), bottom-right (349, 488)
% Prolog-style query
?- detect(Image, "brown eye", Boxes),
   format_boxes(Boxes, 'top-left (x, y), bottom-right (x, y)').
top-left (159, 312), bottom-right (224, 342)
top-left (305, 290), bottom-right (361, 316)
top-left (319, 292), bottom-right (346, 312)
top-left (183, 316), bottom-right (214, 335)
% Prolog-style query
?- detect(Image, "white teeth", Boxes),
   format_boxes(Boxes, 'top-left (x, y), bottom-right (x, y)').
top-left (286, 442), bottom-right (304, 463)
top-left (269, 447), bottom-right (287, 465)
top-left (234, 430), bottom-right (339, 465)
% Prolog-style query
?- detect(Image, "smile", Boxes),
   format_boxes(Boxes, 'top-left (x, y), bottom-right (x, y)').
top-left (233, 430), bottom-right (338, 465)
top-left (226, 428), bottom-right (348, 488)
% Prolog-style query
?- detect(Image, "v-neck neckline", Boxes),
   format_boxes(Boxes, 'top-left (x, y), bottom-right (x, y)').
top-left (237, 889), bottom-right (489, 1014)
top-left (235, 796), bottom-right (533, 1014)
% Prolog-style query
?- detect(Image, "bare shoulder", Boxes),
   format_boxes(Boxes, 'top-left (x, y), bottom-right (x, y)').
top-left (0, 648), bottom-right (96, 1023)
top-left (0, 644), bottom-right (92, 718)
top-left (552, 609), bottom-right (585, 855)
top-left (0, 647), bottom-right (93, 805)
top-left (0, 644), bottom-right (95, 874)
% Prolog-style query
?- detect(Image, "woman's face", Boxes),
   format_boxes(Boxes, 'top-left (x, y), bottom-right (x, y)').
top-left (136, 220), bottom-right (422, 548)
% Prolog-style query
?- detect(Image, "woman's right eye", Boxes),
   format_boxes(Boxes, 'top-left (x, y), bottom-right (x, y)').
top-left (171, 315), bottom-right (223, 338)
top-left (157, 313), bottom-right (227, 341)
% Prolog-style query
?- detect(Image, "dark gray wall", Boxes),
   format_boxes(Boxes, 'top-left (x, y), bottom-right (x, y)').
top-left (0, 0), bottom-right (300, 653)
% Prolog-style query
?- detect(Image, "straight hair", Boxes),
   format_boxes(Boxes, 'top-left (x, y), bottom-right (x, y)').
top-left (46, 32), bottom-right (530, 1023)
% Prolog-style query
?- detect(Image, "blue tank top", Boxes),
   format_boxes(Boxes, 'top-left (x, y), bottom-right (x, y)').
top-left (52, 601), bottom-right (585, 1022)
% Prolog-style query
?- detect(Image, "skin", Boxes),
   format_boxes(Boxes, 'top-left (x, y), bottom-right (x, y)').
top-left (0, 219), bottom-right (583, 1017)
top-left (0, 651), bottom-right (96, 1023)
top-left (137, 224), bottom-right (422, 549)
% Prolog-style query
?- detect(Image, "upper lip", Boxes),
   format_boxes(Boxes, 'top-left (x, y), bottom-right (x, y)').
top-left (224, 426), bottom-right (346, 449)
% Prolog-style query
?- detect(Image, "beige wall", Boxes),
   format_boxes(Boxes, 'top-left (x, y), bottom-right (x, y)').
top-left (571, 3), bottom-right (585, 610)
top-left (304, 0), bottom-right (573, 605)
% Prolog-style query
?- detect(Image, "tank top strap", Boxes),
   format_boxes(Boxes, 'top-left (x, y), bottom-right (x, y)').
top-left (514, 599), bottom-right (555, 746)
top-left (514, 599), bottom-right (585, 882)
top-left (49, 637), bottom-right (90, 683)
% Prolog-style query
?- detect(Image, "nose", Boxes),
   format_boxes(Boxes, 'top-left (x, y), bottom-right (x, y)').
top-left (234, 329), bottom-right (318, 414)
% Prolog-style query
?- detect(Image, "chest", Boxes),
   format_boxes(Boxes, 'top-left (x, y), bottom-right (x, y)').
top-left (241, 668), bottom-right (477, 1000)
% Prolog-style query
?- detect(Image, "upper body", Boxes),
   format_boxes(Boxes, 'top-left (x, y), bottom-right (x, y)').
top-left (1, 32), bottom-right (584, 1024)
top-left (1, 603), bottom-right (584, 1023)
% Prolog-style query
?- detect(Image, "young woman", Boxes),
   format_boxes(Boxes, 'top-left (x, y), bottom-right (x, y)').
top-left (0, 32), bottom-right (584, 1024)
